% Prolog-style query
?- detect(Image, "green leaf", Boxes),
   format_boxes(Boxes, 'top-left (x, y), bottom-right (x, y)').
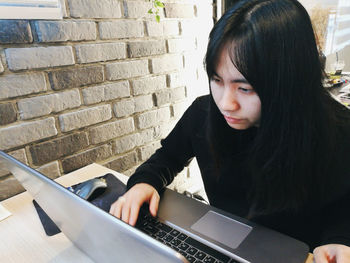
top-left (148, 8), bottom-right (153, 14)
top-left (156, 14), bottom-right (160, 23)
top-left (156, 1), bottom-right (164, 8)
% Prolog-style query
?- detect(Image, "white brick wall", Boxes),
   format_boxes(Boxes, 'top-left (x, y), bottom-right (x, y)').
top-left (89, 118), bottom-right (135, 144)
top-left (18, 89), bottom-right (81, 119)
top-left (146, 20), bottom-right (179, 37)
top-left (137, 107), bottom-right (171, 129)
top-left (59, 104), bottom-right (112, 132)
top-left (5, 46), bottom-right (75, 70)
top-left (76, 42), bottom-right (126, 63)
top-left (0, 118), bottom-right (57, 150)
top-left (132, 75), bottom-right (167, 95)
top-left (68, 0), bottom-right (122, 18)
top-left (151, 54), bottom-right (183, 74)
top-left (35, 21), bottom-right (97, 42)
top-left (0, 73), bottom-right (47, 99)
top-left (0, 0), bottom-right (213, 200)
top-left (106, 59), bottom-right (149, 80)
top-left (99, 20), bottom-right (144, 39)
top-left (82, 81), bottom-right (130, 105)
top-left (125, 1), bottom-right (162, 19)
top-left (128, 40), bottom-right (166, 58)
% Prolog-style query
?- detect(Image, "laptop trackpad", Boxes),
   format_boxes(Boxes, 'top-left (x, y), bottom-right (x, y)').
top-left (191, 210), bottom-right (252, 249)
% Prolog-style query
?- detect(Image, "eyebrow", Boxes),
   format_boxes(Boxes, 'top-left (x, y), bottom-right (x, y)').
top-left (212, 72), bottom-right (249, 84)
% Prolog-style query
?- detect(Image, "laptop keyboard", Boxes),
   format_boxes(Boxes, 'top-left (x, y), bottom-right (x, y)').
top-left (135, 213), bottom-right (240, 263)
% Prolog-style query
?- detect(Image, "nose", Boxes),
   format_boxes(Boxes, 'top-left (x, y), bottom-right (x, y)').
top-left (220, 87), bottom-right (240, 112)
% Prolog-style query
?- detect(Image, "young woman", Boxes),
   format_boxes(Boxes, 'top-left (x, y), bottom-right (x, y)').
top-left (110, 0), bottom-right (350, 261)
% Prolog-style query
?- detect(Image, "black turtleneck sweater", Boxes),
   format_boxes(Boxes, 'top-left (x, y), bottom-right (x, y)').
top-left (127, 95), bottom-right (350, 250)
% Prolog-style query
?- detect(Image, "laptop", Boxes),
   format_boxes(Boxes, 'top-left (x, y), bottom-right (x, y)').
top-left (0, 150), bottom-right (309, 263)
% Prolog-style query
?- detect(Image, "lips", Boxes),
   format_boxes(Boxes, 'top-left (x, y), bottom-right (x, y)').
top-left (223, 115), bottom-right (243, 124)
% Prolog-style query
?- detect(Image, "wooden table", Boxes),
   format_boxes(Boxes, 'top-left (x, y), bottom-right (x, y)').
top-left (0, 163), bottom-right (313, 263)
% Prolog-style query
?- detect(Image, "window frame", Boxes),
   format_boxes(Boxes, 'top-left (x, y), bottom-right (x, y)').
top-left (0, 0), bottom-right (63, 19)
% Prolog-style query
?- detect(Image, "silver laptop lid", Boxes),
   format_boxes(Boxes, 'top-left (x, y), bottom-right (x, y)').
top-left (0, 150), bottom-right (188, 263)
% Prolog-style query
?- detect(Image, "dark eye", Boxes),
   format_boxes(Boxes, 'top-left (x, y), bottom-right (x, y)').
top-left (238, 87), bottom-right (253, 93)
top-left (211, 77), bottom-right (221, 83)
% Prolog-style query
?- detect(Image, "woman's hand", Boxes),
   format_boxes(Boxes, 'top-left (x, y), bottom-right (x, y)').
top-left (109, 183), bottom-right (160, 226)
top-left (313, 244), bottom-right (350, 263)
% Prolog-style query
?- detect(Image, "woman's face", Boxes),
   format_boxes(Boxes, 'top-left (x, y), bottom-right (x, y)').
top-left (210, 45), bottom-right (261, 130)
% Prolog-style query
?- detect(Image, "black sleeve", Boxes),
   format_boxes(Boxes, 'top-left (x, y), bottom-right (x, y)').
top-left (319, 191), bottom-right (350, 246)
top-left (126, 96), bottom-right (207, 192)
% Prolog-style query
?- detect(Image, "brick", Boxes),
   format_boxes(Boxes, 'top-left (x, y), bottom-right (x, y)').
top-left (59, 104), bottom-right (112, 132)
top-left (137, 107), bottom-right (171, 129)
top-left (114, 133), bottom-right (138, 154)
top-left (37, 161), bottom-right (61, 180)
top-left (167, 71), bottom-right (186, 88)
top-left (146, 20), bottom-right (179, 37)
top-left (18, 89), bottom-right (81, 120)
top-left (122, 167), bottom-right (136, 177)
top-left (49, 66), bottom-right (104, 91)
top-left (170, 86), bottom-right (187, 102)
top-left (168, 37), bottom-right (196, 53)
top-left (132, 75), bottom-right (166, 95)
top-left (0, 149), bottom-right (28, 178)
top-left (82, 81), bottom-right (130, 105)
top-left (138, 141), bottom-right (161, 161)
top-left (154, 120), bottom-right (177, 139)
top-left (172, 100), bottom-right (190, 119)
top-left (0, 20), bottom-right (32, 44)
top-left (125, 1), bottom-right (164, 19)
top-left (195, 1), bottom-right (213, 18)
top-left (5, 46), bottom-right (74, 71)
top-left (0, 176), bottom-right (24, 201)
top-left (35, 21), bottom-right (96, 42)
top-left (151, 54), bottom-right (183, 74)
top-left (105, 151), bottom-right (138, 172)
top-left (113, 98), bottom-right (134, 117)
top-left (128, 40), bottom-right (166, 58)
top-left (68, 0), bottom-right (122, 18)
top-left (0, 118), bottom-right (57, 150)
top-left (89, 118), bottom-right (135, 144)
top-left (99, 20), bottom-right (144, 39)
top-left (29, 132), bottom-right (89, 166)
top-left (106, 59), bottom-right (149, 81)
top-left (0, 73), bottom-right (47, 100)
top-left (0, 103), bottom-right (17, 125)
top-left (154, 89), bottom-right (171, 106)
top-left (110, 127), bottom-right (156, 158)
top-left (181, 20), bottom-right (211, 38)
top-left (183, 51), bottom-right (202, 71)
top-left (59, 0), bottom-right (68, 18)
top-left (62, 144), bottom-right (113, 173)
top-left (134, 95), bottom-right (154, 112)
top-left (137, 128), bottom-right (155, 146)
top-left (113, 95), bottom-right (153, 117)
top-left (76, 42), bottom-right (126, 64)
top-left (165, 3), bottom-right (194, 18)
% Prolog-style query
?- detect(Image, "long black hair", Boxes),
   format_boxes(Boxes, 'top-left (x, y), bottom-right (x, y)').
top-left (205, 0), bottom-right (350, 216)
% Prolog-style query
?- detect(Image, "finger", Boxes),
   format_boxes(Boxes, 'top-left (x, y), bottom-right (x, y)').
top-left (115, 196), bottom-right (126, 219)
top-left (109, 202), bottom-right (116, 214)
top-left (149, 192), bottom-right (159, 217)
top-left (109, 196), bottom-right (125, 218)
top-left (313, 247), bottom-right (330, 263)
top-left (129, 202), bottom-right (141, 226)
top-left (109, 200), bottom-right (119, 217)
top-left (121, 198), bottom-right (131, 224)
top-left (335, 246), bottom-right (350, 263)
